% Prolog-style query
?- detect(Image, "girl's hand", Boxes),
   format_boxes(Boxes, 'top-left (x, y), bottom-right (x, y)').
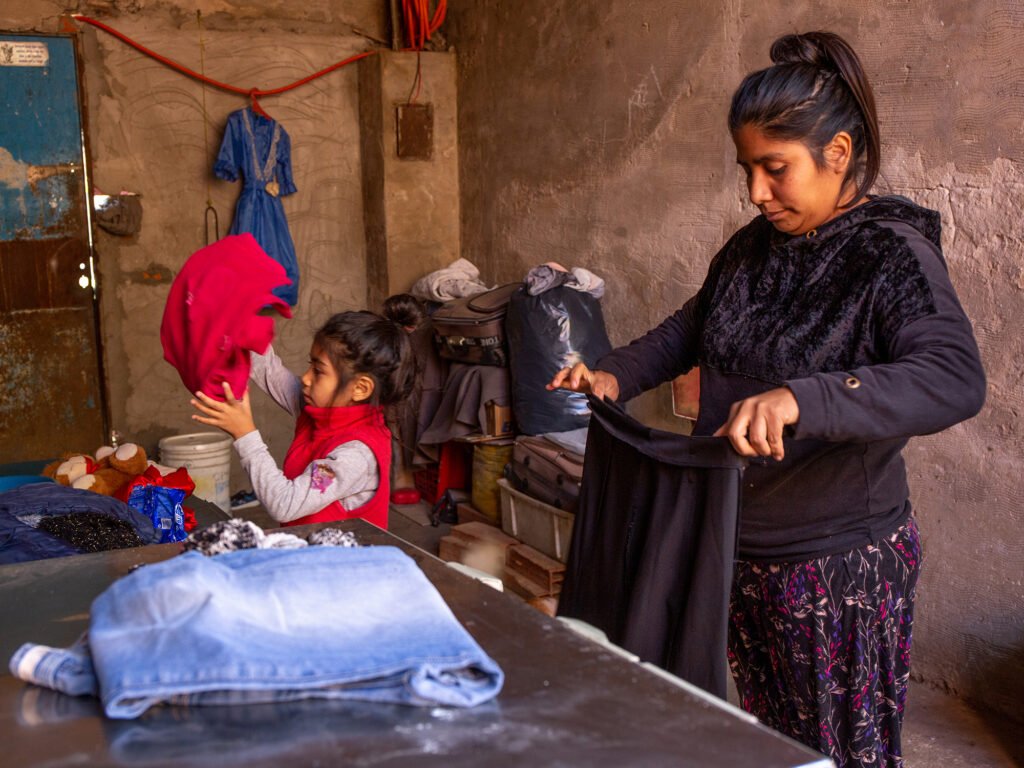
top-left (191, 383), bottom-right (256, 440)
top-left (713, 387), bottom-right (799, 461)
top-left (547, 363), bottom-right (620, 401)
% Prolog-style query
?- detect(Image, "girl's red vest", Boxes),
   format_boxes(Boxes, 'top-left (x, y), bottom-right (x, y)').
top-left (281, 403), bottom-right (391, 529)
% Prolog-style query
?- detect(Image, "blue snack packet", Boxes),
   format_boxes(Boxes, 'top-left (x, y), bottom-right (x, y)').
top-left (127, 485), bottom-right (187, 543)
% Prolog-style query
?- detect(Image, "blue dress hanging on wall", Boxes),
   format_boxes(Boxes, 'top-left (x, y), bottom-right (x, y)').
top-left (214, 108), bottom-right (300, 306)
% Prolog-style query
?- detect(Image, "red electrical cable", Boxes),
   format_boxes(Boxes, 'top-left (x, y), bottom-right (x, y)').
top-left (71, 15), bottom-right (376, 98)
top-left (400, 0), bottom-right (447, 51)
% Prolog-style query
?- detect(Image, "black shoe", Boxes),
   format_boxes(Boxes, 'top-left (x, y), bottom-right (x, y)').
top-left (230, 490), bottom-right (259, 510)
top-left (429, 490), bottom-right (459, 527)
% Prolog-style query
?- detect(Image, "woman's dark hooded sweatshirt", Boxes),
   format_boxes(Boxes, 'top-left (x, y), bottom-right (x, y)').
top-left (598, 196), bottom-right (986, 562)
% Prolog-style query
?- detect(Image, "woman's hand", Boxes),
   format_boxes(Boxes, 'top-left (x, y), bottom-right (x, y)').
top-left (713, 387), bottom-right (799, 460)
top-left (191, 382), bottom-right (256, 440)
top-left (547, 363), bottom-right (620, 401)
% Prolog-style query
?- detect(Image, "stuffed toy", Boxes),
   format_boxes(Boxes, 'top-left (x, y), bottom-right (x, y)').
top-left (44, 444), bottom-right (149, 497)
top-left (42, 454), bottom-right (96, 486)
top-left (41, 444), bottom-right (199, 539)
top-left (78, 443), bottom-right (149, 496)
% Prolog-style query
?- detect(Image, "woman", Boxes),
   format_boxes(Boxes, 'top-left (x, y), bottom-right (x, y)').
top-left (550, 31), bottom-right (985, 768)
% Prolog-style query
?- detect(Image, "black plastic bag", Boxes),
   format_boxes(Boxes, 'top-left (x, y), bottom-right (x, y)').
top-left (507, 285), bottom-right (612, 435)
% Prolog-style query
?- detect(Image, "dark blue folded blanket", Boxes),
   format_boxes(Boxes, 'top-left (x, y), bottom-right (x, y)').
top-left (0, 483), bottom-right (158, 564)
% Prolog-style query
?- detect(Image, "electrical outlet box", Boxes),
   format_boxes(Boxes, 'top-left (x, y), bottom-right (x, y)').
top-left (395, 103), bottom-right (433, 160)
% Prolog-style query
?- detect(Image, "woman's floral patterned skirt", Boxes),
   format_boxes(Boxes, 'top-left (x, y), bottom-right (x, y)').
top-left (729, 517), bottom-right (921, 768)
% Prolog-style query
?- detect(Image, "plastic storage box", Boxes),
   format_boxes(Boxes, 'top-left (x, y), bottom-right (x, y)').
top-left (497, 478), bottom-right (575, 562)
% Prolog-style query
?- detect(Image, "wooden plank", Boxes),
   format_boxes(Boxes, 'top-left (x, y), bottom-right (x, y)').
top-left (527, 596), bottom-right (559, 618)
top-left (502, 569), bottom-right (550, 600)
top-left (450, 521), bottom-right (519, 548)
top-left (506, 543), bottom-right (565, 594)
top-left (439, 532), bottom-right (507, 578)
top-left (456, 502), bottom-right (497, 526)
top-left (438, 535), bottom-right (469, 564)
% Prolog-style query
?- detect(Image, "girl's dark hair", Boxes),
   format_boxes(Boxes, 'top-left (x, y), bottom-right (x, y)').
top-left (314, 306), bottom-right (416, 406)
top-left (382, 293), bottom-right (426, 330)
top-left (728, 31), bottom-right (880, 205)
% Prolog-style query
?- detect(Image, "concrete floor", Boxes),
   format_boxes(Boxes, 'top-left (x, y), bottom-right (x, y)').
top-left (902, 683), bottom-right (1021, 767)
top-left (233, 501), bottom-right (1022, 767)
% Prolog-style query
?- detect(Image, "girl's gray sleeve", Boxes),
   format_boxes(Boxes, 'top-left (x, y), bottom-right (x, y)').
top-left (233, 431), bottom-right (379, 524)
top-left (249, 344), bottom-right (303, 418)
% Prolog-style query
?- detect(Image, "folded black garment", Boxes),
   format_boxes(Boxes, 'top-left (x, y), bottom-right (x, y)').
top-left (557, 396), bottom-right (746, 698)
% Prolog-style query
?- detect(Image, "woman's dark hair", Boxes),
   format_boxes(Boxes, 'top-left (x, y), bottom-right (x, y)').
top-left (728, 31), bottom-right (880, 206)
top-left (314, 307), bottom-right (416, 406)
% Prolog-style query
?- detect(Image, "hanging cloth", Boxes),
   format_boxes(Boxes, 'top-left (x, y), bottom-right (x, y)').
top-left (556, 395), bottom-right (746, 698)
top-left (161, 234), bottom-right (292, 401)
top-left (214, 107), bottom-right (300, 306)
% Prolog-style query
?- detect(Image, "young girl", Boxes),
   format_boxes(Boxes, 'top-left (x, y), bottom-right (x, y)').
top-left (551, 31), bottom-right (984, 768)
top-left (191, 306), bottom-right (416, 529)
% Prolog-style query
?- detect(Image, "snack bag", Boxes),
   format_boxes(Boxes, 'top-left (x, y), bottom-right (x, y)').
top-left (120, 467), bottom-right (195, 543)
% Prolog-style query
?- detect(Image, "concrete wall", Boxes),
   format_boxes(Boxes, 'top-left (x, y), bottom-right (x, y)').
top-left (359, 50), bottom-right (460, 309)
top-left (446, 0), bottom-right (1024, 720)
top-left (2, 0), bottom-right (387, 486)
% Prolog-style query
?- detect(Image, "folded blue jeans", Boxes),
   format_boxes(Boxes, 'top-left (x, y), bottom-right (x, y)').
top-left (10, 546), bottom-right (504, 718)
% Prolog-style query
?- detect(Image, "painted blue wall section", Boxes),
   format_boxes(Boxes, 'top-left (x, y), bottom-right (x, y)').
top-left (0, 35), bottom-right (83, 241)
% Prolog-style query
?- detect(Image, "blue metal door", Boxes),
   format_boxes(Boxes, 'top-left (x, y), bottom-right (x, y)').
top-left (0, 33), bottom-right (105, 462)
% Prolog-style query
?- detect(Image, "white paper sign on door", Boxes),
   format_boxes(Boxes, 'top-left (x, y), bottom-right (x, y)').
top-left (0, 41), bottom-right (50, 67)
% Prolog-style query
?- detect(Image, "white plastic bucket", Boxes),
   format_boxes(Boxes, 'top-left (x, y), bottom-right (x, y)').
top-left (158, 432), bottom-right (233, 513)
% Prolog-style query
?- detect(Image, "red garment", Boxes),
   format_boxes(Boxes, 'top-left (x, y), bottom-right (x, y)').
top-left (281, 403), bottom-right (392, 529)
top-left (115, 465), bottom-right (196, 504)
top-left (161, 234), bottom-right (293, 401)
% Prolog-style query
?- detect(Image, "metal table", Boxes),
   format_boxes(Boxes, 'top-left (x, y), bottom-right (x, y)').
top-left (0, 520), bottom-right (832, 767)
top-left (186, 496), bottom-right (233, 529)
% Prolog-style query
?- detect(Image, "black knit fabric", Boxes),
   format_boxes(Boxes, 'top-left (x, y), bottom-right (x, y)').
top-left (37, 513), bottom-right (146, 553)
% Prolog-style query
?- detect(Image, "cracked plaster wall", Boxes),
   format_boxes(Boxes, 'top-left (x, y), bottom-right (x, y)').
top-left (446, 0), bottom-right (1024, 721)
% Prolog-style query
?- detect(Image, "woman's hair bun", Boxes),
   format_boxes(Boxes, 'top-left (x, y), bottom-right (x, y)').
top-left (770, 32), bottom-right (839, 71)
